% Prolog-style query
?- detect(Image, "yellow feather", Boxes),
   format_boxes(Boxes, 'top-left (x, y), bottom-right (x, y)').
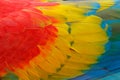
top-left (14, 2), bottom-right (110, 80)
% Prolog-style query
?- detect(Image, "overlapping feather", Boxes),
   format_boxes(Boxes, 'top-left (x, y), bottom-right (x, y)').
top-left (0, 0), bottom-right (120, 80)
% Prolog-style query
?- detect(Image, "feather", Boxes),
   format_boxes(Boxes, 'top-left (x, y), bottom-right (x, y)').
top-left (72, 0), bottom-right (120, 80)
top-left (0, 0), bottom-right (120, 80)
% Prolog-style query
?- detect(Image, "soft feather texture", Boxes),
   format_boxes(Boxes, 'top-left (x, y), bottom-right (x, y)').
top-left (0, 0), bottom-right (120, 80)
top-left (72, 0), bottom-right (120, 80)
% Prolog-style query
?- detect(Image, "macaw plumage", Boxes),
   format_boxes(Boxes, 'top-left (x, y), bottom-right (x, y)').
top-left (0, 0), bottom-right (120, 80)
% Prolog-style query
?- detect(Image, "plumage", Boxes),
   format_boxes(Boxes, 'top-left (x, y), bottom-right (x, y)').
top-left (0, 0), bottom-right (120, 80)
